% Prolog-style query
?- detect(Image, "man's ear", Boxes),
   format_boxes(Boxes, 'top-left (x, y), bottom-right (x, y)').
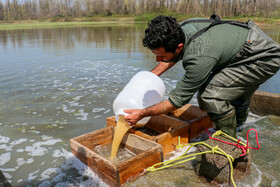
top-left (176, 43), bottom-right (184, 53)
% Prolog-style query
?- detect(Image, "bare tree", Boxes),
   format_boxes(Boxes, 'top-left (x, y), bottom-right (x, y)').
top-left (1, 0), bottom-right (280, 21)
top-left (0, 2), bottom-right (4, 20)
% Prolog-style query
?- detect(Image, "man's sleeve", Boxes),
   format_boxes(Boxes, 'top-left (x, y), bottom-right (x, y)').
top-left (168, 56), bottom-right (218, 108)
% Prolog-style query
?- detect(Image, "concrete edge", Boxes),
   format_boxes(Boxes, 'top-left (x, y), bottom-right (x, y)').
top-left (249, 91), bottom-right (280, 116)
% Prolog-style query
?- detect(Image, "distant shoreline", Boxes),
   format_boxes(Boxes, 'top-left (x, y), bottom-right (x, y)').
top-left (1, 15), bottom-right (279, 30)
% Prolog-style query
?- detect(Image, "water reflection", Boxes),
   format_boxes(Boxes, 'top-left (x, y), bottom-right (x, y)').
top-left (1, 24), bottom-right (280, 58)
top-left (260, 25), bottom-right (280, 44)
top-left (0, 25), bottom-right (149, 55)
top-left (2, 24), bottom-right (280, 59)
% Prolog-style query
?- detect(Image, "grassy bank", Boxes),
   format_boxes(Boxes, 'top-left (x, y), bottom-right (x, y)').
top-left (0, 21), bottom-right (135, 30)
top-left (0, 16), bottom-right (137, 30)
top-left (1, 12), bottom-right (280, 30)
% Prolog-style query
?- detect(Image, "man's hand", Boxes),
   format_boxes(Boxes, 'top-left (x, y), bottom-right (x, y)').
top-left (123, 100), bottom-right (177, 126)
top-left (123, 109), bottom-right (145, 126)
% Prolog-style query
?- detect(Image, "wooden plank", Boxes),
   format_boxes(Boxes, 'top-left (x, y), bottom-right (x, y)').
top-left (169, 123), bottom-right (191, 146)
top-left (190, 115), bottom-right (213, 139)
top-left (118, 147), bottom-right (163, 184)
top-left (155, 132), bottom-right (175, 153)
top-left (106, 116), bottom-right (116, 127)
top-left (127, 128), bottom-right (155, 141)
top-left (72, 127), bottom-right (113, 150)
top-left (146, 114), bottom-right (186, 133)
top-left (170, 104), bottom-right (207, 120)
top-left (107, 114), bottom-right (186, 134)
top-left (87, 152), bottom-right (120, 186)
top-left (154, 122), bottom-right (191, 153)
top-left (70, 132), bottom-right (120, 186)
top-left (70, 127), bottom-right (164, 187)
top-left (122, 134), bottom-right (159, 154)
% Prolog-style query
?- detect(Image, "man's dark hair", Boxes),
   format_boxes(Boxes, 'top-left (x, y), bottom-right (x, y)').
top-left (143, 15), bottom-right (185, 53)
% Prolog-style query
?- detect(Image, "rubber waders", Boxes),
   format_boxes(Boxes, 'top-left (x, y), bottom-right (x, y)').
top-left (213, 111), bottom-right (237, 138)
top-left (232, 99), bottom-right (250, 132)
top-left (236, 109), bottom-right (249, 132)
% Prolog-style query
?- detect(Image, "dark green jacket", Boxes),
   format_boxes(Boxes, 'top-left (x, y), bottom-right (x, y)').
top-left (168, 18), bottom-right (249, 108)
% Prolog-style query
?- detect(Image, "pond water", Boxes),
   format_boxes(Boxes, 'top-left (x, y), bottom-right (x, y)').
top-left (0, 23), bottom-right (279, 186)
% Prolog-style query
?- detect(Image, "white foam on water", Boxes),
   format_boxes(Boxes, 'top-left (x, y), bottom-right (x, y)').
top-left (103, 109), bottom-right (111, 114)
top-left (92, 108), bottom-right (106, 113)
top-left (57, 148), bottom-right (108, 187)
top-left (62, 90), bottom-right (72, 95)
top-left (0, 167), bottom-right (18, 172)
top-left (16, 158), bottom-right (34, 166)
top-left (0, 144), bottom-right (12, 151)
top-left (75, 109), bottom-right (88, 121)
top-left (0, 135), bottom-right (10, 143)
top-left (25, 139), bottom-right (62, 156)
top-left (92, 91), bottom-right (100, 95)
top-left (17, 158), bottom-right (26, 166)
top-left (271, 180), bottom-right (279, 187)
top-left (54, 81), bottom-right (73, 90)
top-left (29, 130), bottom-right (40, 134)
top-left (53, 149), bottom-right (65, 158)
top-left (10, 138), bottom-right (28, 145)
top-left (0, 152), bottom-right (11, 165)
top-left (69, 102), bottom-right (83, 107)
top-left (41, 135), bottom-right (52, 140)
top-left (27, 169), bottom-right (40, 182)
top-left (25, 145), bottom-right (48, 157)
top-left (73, 96), bottom-right (83, 101)
top-left (62, 104), bottom-right (75, 113)
top-left (16, 149), bottom-right (25, 152)
top-left (40, 168), bottom-right (62, 181)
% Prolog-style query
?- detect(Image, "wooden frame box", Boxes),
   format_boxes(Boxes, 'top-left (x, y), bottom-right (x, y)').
top-left (70, 126), bottom-right (163, 187)
top-left (107, 104), bottom-right (213, 154)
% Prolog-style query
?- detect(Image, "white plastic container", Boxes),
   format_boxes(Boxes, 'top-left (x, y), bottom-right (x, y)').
top-left (113, 71), bottom-right (166, 127)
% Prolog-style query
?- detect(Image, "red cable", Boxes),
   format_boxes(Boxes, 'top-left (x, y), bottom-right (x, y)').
top-left (206, 128), bottom-right (260, 157)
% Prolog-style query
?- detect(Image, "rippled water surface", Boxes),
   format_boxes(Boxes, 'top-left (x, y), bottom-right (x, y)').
top-left (0, 23), bottom-right (279, 186)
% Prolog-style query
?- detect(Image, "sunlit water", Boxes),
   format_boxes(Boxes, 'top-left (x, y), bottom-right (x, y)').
top-left (0, 24), bottom-right (279, 186)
